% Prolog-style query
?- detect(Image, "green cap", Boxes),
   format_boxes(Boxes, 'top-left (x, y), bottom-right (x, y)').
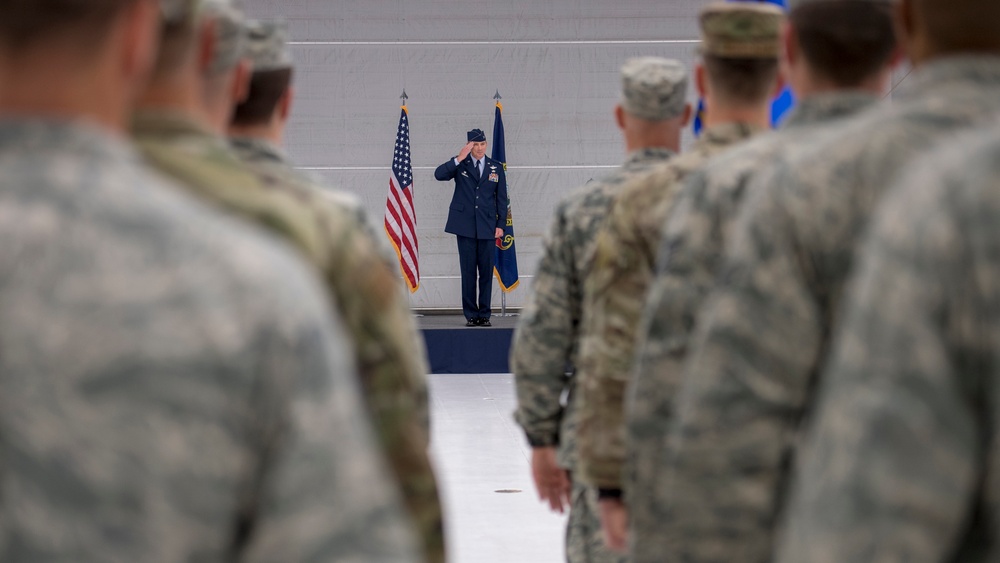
top-left (620, 57), bottom-right (689, 121)
top-left (198, 0), bottom-right (245, 73)
top-left (245, 19), bottom-right (294, 72)
top-left (699, 2), bottom-right (785, 59)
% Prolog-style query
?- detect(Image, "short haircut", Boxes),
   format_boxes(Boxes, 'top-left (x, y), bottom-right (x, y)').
top-left (791, 1), bottom-right (896, 87)
top-left (914, 0), bottom-right (1000, 54)
top-left (703, 55), bottom-right (780, 107)
top-left (232, 68), bottom-right (294, 126)
top-left (0, 0), bottom-right (135, 51)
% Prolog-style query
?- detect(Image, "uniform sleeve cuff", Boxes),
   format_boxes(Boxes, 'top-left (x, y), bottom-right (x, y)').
top-left (598, 488), bottom-right (623, 500)
top-left (525, 434), bottom-right (559, 448)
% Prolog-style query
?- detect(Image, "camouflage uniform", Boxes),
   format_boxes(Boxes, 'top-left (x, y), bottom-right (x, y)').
top-left (0, 119), bottom-right (417, 561)
top-left (513, 148), bottom-right (674, 563)
top-left (232, 138), bottom-right (381, 242)
top-left (773, 128), bottom-right (1000, 563)
top-left (575, 121), bottom-right (765, 491)
top-left (624, 92), bottom-right (879, 563)
top-left (229, 21), bottom-right (442, 561)
top-left (575, 2), bottom-right (782, 494)
top-left (663, 56), bottom-right (1000, 563)
top-left (133, 108), bottom-right (443, 554)
top-left (512, 56), bottom-right (687, 563)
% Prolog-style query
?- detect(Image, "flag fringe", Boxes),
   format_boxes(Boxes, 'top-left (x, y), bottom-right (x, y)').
top-left (384, 224), bottom-right (420, 294)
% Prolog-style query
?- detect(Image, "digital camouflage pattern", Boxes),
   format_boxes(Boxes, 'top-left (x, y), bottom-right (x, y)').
top-left (664, 56), bottom-right (1000, 563)
top-left (619, 58), bottom-right (688, 122)
top-left (775, 127), bottom-right (1000, 563)
top-left (566, 482), bottom-right (629, 563)
top-left (576, 122), bottom-right (763, 491)
top-left (511, 148), bottom-right (672, 562)
top-left (197, 0), bottom-right (245, 73)
top-left (228, 137), bottom-right (379, 242)
top-left (130, 111), bottom-right (437, 561)
top-left (243, 19), bottom-right (293, 72)
top-left (228, 134), bottom-right (445, 563)
top-left (625, 92), bottom-right (879, 563)
top-left (0, 119), bottom-right (416, 562)
top-left (512, 148), bottom-right (675, 464)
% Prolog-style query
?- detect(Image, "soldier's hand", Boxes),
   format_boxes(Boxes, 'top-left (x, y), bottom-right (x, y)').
top-left (598, 498), bottom-right (629, 552)
top-left (530, 447), bottom-right (571, 514)
top-left (495, 227), bottom-right (504, 240)
top-left (457, 142), bottom-right (474, 162)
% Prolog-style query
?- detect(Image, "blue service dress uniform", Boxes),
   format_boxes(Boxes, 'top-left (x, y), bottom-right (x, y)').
top-left (435, 153), bottom-right (509, 323)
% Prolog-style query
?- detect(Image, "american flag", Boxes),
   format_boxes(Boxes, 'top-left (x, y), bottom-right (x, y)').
top-left (384, 106), bottom-right (420, 292)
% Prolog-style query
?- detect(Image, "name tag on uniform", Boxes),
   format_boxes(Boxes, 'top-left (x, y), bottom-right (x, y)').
top-left (462, 171), bottom-right (471, 178)
top-left (489, 172), bottom-right (499, 183)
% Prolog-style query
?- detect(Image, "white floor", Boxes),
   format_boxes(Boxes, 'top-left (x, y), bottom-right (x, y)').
top-left (428, 373), bottom-right (568, 563)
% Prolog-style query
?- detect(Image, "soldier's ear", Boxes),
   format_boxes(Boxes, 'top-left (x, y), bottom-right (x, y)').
top-left (694, 63), bottom-right (708, 99)
top-left (614, 104), bottom-right (626, 131)
top-left (278, 87), bottom-right (294, 122)
top-left (231, 59), bottom-right (251, 106)
top-left (119, 0), bottom-right (159, 89)
top-left (782, 21), bottom-right (798, 69)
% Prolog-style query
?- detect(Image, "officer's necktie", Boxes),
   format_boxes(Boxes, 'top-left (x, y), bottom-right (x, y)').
top-left (476, 160), bottom-right (482, 180)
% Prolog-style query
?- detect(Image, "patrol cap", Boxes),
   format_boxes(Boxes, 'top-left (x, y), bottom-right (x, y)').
top-left (699, 2), bottom-right (785, 59)
top-left (244, 19), bottom-right (294, 73)
top-left (619, 57), bottom-right (689, 121)
top-left (198, 0), bottom-right (246, 73)
top-left (468, 129), bottom-right (486, 142)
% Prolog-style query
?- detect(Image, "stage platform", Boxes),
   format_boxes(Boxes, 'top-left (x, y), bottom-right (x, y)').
top-left (418, 314), bottom-right (520, 374)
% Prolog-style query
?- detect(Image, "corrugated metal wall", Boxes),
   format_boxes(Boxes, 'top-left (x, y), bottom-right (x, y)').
top-left (243, 0), bottom-right (913, 310)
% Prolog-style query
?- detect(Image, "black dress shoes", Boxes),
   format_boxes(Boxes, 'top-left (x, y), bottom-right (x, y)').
top-left (466, 319), bottom-right (478, 327)
top-left (479, 318), bottom-right (492, 327)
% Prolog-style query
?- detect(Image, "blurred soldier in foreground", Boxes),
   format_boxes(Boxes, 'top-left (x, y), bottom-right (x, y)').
top-left (666, 0), bottom-right (1000, 560)
top-left (511, 56), bottom-right (690, 563)
top-left (625, 0), bottom-right (897, 560)
top-left (227, 20), bottom-right (445, 563)
top-left (0, 0), bottom-right (415, 560)
top-left (774, 128), bottom-right (1000, 563)
top-left (575, 2), bottom-right (784, 551)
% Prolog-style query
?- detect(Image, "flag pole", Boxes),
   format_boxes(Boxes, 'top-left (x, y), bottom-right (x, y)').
top-left (494, 89), bottom-right (506, 317)
top-left (492, 90), bottom-right (519, 318)
top-left (398, 89), bottom-right (421, 316)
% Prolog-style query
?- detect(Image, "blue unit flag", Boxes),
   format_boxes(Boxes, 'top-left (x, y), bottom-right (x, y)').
top-left (491, 100), bottom-right (519, 292)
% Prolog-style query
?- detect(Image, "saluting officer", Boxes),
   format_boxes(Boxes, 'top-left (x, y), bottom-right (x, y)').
top-left (435, 128), bottom-right (509, 327)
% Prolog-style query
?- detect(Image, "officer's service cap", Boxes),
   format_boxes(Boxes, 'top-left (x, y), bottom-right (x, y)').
top-left (699, 2), bottom-right (785, 59)
top-left (620, 57), bottom-right (689, 121)
top-left (245, 19), bottom-right (294, 73)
